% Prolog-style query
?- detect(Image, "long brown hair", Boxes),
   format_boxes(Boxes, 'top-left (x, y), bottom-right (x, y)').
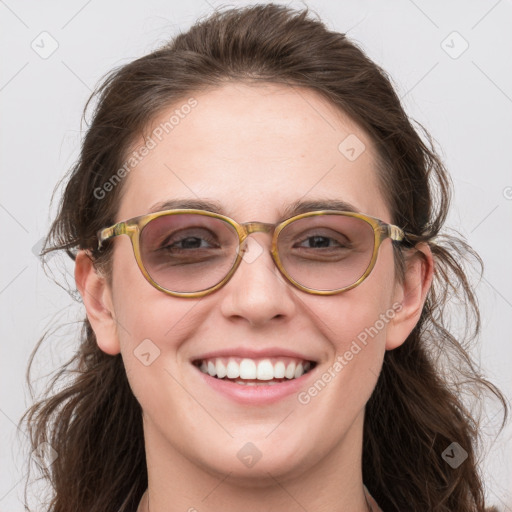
top-left (23, 4), bottom-right (507, 511)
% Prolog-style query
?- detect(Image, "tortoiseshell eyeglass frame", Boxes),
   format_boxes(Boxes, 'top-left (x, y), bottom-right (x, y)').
top-left (97, 209), bottom-right (411, 298)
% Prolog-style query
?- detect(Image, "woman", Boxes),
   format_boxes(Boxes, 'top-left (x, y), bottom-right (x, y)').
top-left (24, 4), bottom-right (507, 511)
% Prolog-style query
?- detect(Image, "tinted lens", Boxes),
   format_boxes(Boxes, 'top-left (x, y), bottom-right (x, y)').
top-left (277, 214), bottom-right (376, 291)
top-left (140, 213), bottom-right (239, 293)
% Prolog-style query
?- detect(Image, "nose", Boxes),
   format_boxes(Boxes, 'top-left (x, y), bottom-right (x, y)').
top-left (219, 233), bottom-right (297, 327)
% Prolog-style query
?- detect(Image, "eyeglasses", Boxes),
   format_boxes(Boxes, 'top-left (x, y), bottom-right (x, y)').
top-left (97, 209), bottom-right (408, 298)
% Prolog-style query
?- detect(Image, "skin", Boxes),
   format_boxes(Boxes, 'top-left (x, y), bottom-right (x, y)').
top-left (75, 82), bottom-right (433, 512)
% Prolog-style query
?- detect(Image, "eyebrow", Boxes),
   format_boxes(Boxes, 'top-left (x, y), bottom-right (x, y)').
top-left (149, 198), bottom-right (227, 214)
top-left (282, 199), bottom-right (358, 217)
top-left (148, 198), bottom-right (360, 220)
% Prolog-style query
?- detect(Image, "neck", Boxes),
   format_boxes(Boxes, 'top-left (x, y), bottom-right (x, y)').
top-left (139, 487), bottom-right (375, 512)
top-left (138, 411), bottom-right (373, 512)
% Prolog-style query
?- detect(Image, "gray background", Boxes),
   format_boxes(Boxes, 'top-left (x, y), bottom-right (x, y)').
top-left (1, 0), bottom-right (511, 509)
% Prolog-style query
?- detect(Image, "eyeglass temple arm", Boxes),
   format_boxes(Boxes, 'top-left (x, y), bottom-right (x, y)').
top-left (390, 225), bottom-right (427, 247)
top-left (387, 224), bottom-right (405, 241)
top-left (385, 224), bottom-right (425, 246)
top-left (97, 222), bottom-right (128, 250)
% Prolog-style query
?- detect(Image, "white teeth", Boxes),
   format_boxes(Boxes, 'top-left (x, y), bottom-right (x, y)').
top-left (216, 359), bottom-right (227, 378)
top-left (197, 356), bottom-right (314, 382)
top-left (239, 359), bottom-right (257, 379)
top-left (274, 361), bottom-right (285, 378)
top-left (256, 359), bottom-right (274, 380)
top-left (285, 362), bottom-right (296, 379)
top-left (226, 360), bottom-right (240, 379)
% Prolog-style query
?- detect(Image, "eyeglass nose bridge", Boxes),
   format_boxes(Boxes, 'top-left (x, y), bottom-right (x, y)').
top-left (240, 221), bottom-right (275, 238)
top-left (236, 221), bottom-right (279, 261)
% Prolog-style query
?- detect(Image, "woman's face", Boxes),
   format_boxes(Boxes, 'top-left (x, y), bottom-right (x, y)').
top-left (97, 83), bottom-right (406, 482)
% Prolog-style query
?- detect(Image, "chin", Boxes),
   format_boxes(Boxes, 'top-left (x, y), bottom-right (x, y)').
top-left (195, 437), bottom-right (314, 485)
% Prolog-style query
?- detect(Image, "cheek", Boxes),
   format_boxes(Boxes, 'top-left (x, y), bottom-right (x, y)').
top-left (312, 293), bottom-right (390, 396)
top-left (110, 236), bottom-right (195, 338)
top-left (301, 243), bottom-right (398, 403)
top-left (277, 277), bottom-right (398, 471)
top-left (112, 286), bottom-right (203, 438)
top-left (109, 237), bottom-right (201, 389)
top-left (318, 242), bottom-right (397, 346)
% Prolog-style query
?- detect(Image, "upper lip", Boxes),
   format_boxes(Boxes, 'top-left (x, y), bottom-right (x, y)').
top-left (192, 346), bottom-right (318, 363)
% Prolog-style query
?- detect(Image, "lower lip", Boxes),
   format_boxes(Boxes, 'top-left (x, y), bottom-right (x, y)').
top-left (194, 365), bottom-right (316, 405)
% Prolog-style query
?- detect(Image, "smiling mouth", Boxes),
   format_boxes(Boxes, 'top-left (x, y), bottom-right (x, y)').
top-left (193, 356), bottom-right (317, 386)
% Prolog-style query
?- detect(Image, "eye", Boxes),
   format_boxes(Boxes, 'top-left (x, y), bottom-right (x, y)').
top-left (291, 227), bottom-right (352, 250)
top-left (295, 235), bottom-right (348, 249)
top-left (164, 236), bottom-right (214, 250)
top-left (158, 229), bottom-right (220, 252)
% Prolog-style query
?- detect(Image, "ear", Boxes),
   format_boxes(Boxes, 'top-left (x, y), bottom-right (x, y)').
top-left (385, 243), bottom-right (434, 350)
top-left (75, 250), bottom-right (120, 355)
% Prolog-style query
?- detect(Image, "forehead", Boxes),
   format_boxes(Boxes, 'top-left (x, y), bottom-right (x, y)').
top-left (117, 82), bottom-right (390, 223)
